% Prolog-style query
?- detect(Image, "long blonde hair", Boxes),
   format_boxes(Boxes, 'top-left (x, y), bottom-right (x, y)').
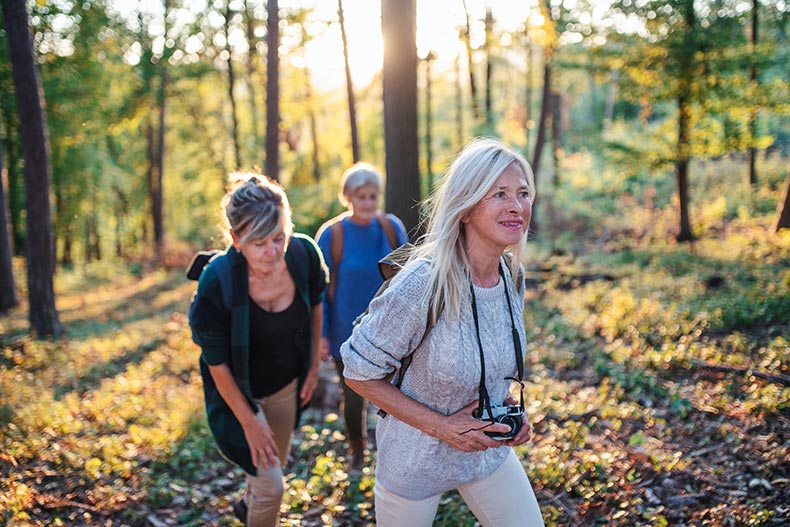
top-left (409, 138), bottom-right (535, 321)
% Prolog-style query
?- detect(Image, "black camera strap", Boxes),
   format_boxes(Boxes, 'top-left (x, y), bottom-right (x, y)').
top-left (469, 261), bottom-right (525, 421)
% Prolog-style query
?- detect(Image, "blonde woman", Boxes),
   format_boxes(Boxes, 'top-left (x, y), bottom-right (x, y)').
top-left (340, 139), bottom-right (544, 526)
top-left (189, 174), bottom-right (327, 526)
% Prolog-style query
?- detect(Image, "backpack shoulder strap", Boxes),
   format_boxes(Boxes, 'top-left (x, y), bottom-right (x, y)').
top-left (211, 254), bottom-right (233, 311)
top-left (376, 212), bottom-right (399, 250)
top-left (328, 221), bottom-right (343, 303)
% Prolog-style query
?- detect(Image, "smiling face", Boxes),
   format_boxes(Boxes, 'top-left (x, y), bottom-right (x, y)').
top-left (232, 214), bottom-right (289, 275)
top-left (462, 163), bottom-right (532, 258)
top-left (346, 183), bottom-right (380, 225)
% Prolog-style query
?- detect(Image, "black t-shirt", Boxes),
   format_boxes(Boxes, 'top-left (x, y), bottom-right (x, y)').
top-left (248, 295), bottom-right (307, 397)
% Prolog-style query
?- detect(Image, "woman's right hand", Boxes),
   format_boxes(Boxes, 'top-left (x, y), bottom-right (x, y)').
top-left (434, 400), bottom-right (512, 452)
top-left (242, 414), bottom-right (280, 470)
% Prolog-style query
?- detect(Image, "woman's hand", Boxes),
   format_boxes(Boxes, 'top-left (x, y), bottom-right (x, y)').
top-left (500, 395), bottom-right (532, 447)
top-left (242, 414), bottom-right (280, 470)
top-left (299, 365), bottom-right (320, 406)
top-left (434, 400), bottom-right (513, 452)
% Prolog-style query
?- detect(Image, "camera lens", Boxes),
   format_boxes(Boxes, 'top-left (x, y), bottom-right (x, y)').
top-left (484, 415), bottom-right (521, 439)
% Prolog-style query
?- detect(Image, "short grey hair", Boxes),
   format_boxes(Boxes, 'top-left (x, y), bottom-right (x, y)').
top-left (221, 173), bottom-right (293, 244)
top-left (338, 162), bottom-right (383, 206)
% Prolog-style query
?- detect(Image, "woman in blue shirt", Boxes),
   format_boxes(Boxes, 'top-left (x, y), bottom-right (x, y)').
top-left (316, 163), bottom-right (407, 470)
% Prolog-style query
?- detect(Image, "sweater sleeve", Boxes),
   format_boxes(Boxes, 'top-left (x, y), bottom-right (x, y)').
top-left (340, 261), bottom-right (430, 381)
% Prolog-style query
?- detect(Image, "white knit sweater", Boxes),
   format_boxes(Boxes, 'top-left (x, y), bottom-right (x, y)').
top-left (340, 259), bottom-right (526, 500)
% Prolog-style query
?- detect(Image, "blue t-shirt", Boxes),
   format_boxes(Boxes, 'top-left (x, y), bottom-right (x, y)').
top-left (317, 214), bottom-right (408, 358)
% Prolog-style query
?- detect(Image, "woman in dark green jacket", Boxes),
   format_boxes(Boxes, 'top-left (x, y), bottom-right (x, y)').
top-left (189, 174), bottom-right (327, 527)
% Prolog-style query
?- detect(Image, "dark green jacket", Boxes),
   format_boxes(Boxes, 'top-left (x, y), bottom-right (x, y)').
top-left (188, 234), bottom-right (327, 475)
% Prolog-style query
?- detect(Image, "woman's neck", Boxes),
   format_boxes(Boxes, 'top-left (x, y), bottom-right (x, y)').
top-left (467, 252), bottom-right (501, 288)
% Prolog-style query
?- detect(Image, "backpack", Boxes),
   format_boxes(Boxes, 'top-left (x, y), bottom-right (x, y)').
top-left (324, 212), bottom-right (399, 303)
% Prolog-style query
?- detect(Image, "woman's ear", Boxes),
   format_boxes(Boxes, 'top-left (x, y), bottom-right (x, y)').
top-left (230, 229), bottom-right (242, 250)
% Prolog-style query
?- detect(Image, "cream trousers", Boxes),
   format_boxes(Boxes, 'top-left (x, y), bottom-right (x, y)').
top-left (244, 379), bottom-right (297, 527)
top-left (374, 449), bottom-right (544, 527)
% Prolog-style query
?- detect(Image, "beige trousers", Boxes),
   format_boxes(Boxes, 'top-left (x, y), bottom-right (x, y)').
top-left (374, 449), bottom-right (544, 527)
top-left (244, 379), bottom-right (297, 527)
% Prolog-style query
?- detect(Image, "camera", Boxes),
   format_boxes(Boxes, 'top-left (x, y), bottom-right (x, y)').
top-left (479, 404), bottom-right (524, 440)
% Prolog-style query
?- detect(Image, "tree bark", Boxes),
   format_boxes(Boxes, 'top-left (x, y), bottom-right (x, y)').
top-left (244, 0), bottom-right (261, 152)
top-left (483, 6), bottom-right (493, 130)
top-left (338, 0), bottom-right (360, 163)
top-left (381, 0), bottom-right (420, 235)
top-left (603, 68), bottom-right (619, 132)
top-left (551, 91), bottom-right (561, 188)
top-left (461, 0), bottom-right (479, 122)
top-left (0, 92), bottom-right (23, 255)
top-left (530, 60), bottom-right (551, 240)
top-left (675, 0), bottom-right (695, 242)
top-left (775, 176), bottom-right (790, 231)
top-left (424, 52), bottom-right (435, 188)
top-left (747, 0), bottom-right (759, 186)
top-left (225, 2), bottom-right (241, 170)
top-left (152, 0), bottom-right (169, 260)
top-left (0, 135), bottom-right (18, 312)
top-left (1, 0), bottom-right (62, 336)
top-left (524, 41), bottom-right (533, 152)
top-left (454, 54), bottom-right (464, 149)
top-left (265, 0), bottom-right (280, 180)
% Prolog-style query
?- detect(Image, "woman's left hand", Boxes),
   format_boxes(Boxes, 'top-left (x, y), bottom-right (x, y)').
top-left (300, 366), bottom-right (320, 406)
top-left (501, 395), bottom-right (532, 447)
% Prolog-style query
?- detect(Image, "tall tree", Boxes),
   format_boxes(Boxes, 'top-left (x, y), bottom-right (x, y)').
top-left (454, 53), bottom-right (464, 149)
top-left (423, 51), bottom-right (435, 188)
top-left (381, 0), bottom-right (420, 234)
top-left (747, 0), bottom-right (759, 186)
top-left (673, 0), bottom-right (695, 241)
top-left (338, 0), bottom-right (360, 163)
top-left (244, 0), bottom-right (262, 152)
top-left (483, 6), bottom-right (493, 130)
top-left (152, 0), bottom-right (169, 259)
top-left (461, 0), bottom-right (479, 122)
top-left (225, 1), bottom-right (241, 169)
top-left (0, 132), bottom-right (17, 312)
top-left (1, 0), bottom-right (62, 336)
top-left (265, 0), bottom-right (280, 180)
top-left (776, 176), bottom-right (790, 231)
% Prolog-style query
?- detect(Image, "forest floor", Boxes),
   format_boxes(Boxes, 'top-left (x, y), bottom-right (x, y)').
top-left (1, 225), bottom-right (789, 526)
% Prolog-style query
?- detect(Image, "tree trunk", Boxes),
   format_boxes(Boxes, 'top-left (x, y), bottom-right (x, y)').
top-left (747, 0), bottom-right (759, 186)
top-left (0, 136), bottom-right (18, 312)
top-left (424, 52), bottom-right (435, 189)
top-left (0, 96), bottom-right (24, 255)
top-left (225, 2), bottom-right (241, 170)
top-left (305, 67), bottom-right (320, 182)
top-left (675, 0), bottom-right (695, 242)
top-left (551, 91), bottom-right (561, 188)
top-left (152, 0), bottom-right (169, 261)
top-left (381, 0), bottom-right (420, 235)
top-left (338, 0), bottom-right (360, 163)
top-left (775, 176), bottom-right (790, 231)
top-left (483, 6), bottom-right (493, 130)
top-left (454, 54), bottom-right (464, 149)
top-left (603, 68), bottom-right (619, 132)
top-left (461, 0), bottom-right (479, 122)
top-left (530, 60), bottom-right (551, 239)
top-left (244, 0), bottom-right (261, 152)
top-left (265, 0), bottom-right (280, 180)
top-left (1, 0), bottom-right (62, 336)
top-left (524, 41), bottom-right (533, 152)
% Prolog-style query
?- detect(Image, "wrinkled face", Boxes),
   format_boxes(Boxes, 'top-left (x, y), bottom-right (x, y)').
top-left (346, 184), bottom-right (380, 224)
top-left (462, 163), bottom-right (532, 257)
top-left (232, 215), bottom-right (288, 275)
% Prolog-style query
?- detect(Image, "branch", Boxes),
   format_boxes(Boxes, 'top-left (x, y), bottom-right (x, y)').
top-left (691, 359), bottom-right (790, 386)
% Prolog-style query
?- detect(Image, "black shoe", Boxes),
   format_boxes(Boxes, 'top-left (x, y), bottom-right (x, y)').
top-left (232, 499), bottom-right (247, 524)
